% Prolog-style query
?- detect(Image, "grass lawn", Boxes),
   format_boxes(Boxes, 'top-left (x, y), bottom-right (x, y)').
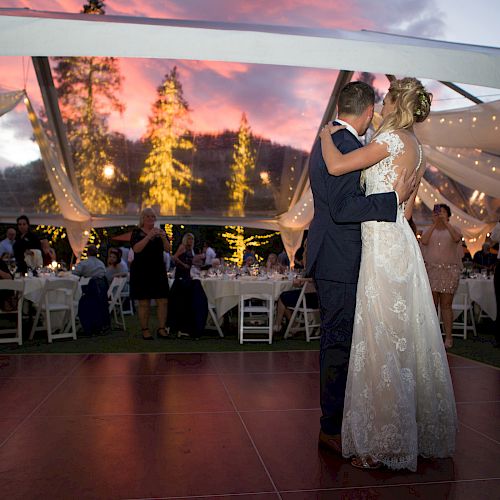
top-left (0, 310), bottom-right (498, 368)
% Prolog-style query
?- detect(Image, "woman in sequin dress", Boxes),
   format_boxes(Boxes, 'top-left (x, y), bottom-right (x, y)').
top-left (420, 204), bottom-right (462, 349)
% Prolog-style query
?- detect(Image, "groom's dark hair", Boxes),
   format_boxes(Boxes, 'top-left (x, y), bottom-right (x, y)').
top-left (338, 81), bottom-right (375, 116)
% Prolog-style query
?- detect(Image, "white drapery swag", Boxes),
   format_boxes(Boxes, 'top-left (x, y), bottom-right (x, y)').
top-left (417, 177), bottom-right (494, 254)
top-left (21, 91), bottom-right (91, 256)
top-left (0, 90), bottom-right (25, 117)
top-left (415, 100), bottom-right (500, 155)
top-left (424, 146), bottom-right (500, 199)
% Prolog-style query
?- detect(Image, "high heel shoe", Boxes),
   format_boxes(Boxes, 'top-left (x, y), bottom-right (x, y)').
top-left (141, 328), bottom-right (154, 340)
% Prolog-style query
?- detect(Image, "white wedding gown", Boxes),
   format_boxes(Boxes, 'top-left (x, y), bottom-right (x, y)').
top-left (341, 131), bottom-right (457, 472)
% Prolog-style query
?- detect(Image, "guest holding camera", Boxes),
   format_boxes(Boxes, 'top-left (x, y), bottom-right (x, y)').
top-left (130, 208), bottom-right (170, 340)
top-left (421, 204), bottom-right (462, 349)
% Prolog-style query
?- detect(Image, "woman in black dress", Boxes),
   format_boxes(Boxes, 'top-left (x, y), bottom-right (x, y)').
top-left (130, 208), bottom-right (170, 340)
top-left (168, 233), bottom-right (208, 338)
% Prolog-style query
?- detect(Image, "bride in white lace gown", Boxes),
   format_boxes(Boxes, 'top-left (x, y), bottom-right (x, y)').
top-left (319, 78), bottom-right (457, 472)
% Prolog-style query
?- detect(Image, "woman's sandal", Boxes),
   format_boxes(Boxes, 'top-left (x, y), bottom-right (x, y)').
top-left (157, 327), bottom-right (170, 339)
top-left (141, 328), bottom-right (154, 340)
top-left (351, 457), bottom-right (382, 470)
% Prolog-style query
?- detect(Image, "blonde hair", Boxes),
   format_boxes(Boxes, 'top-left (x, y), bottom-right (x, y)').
top-left (182, 232), bottom-right (195, 246)
top-left (138, 207), bottom-right (156, 227)
top-left (374, 78), bottom-right (432, 139)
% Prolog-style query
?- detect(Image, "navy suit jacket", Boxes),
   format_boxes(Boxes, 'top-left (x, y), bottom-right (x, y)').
top-left (306, 127), bottom-right (397, 284)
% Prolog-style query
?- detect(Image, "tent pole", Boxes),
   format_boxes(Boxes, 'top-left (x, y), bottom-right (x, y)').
top-left (31, 56), bottom-right (81, 196)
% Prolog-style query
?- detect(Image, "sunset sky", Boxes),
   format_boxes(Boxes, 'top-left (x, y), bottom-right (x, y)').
top-left (0, 0), bottom-right (499, 168)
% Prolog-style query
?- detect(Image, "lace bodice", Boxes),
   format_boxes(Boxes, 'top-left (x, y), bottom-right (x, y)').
top-left (362, 131), bottom-right (422, 214)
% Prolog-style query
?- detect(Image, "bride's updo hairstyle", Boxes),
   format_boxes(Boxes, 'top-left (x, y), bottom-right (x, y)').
top-left (374, 77), bottom-right (432, 138)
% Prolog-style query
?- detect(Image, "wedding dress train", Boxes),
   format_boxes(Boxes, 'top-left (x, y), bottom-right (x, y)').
top-left (341, 131), bottom-right (457, 472)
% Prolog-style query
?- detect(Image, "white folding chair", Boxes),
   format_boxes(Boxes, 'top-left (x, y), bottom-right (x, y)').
top-left (0, 280), bottom-right (25, 346)
top-left (451, 282), bottom-right (477, 339)
top-left (29, 279), bottom-right (78, 343)
top-left (119, 274), bottom-right (134, 316)
top-left (284, 282), bottom-right (321, 342)
top-left (238, 282), bottom-right (274, 344)
top-left (206, 302), bottom-right (224, 337)
top-left (108, 276), bottom-right (127, 331)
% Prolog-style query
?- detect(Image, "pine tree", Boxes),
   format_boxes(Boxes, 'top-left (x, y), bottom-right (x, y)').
top-left (222, 115), bottom-right (261, 264)
top-left (82, 0), bottom-right (105, 14)
top-left (140, 67), bottom-right (199, 214)
top-left (45, 0), bottom-right (125, 214)
top-left (227, 113), bottom-right (255, 217)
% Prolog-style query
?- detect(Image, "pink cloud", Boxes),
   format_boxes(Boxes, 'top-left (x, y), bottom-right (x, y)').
top-left (1, 0), bottom-right (450, 152)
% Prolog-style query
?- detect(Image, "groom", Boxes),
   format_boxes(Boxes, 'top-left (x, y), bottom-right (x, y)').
top-left (307, 81), bottom-right (415, 453)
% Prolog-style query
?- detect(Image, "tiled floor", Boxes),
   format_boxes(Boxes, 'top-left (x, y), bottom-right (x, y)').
top-left (0, 351), bottom-right (498, 499)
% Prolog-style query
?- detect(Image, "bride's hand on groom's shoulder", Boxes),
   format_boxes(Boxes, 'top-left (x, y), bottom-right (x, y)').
top-left (319, 121), bottom-right (345, 139)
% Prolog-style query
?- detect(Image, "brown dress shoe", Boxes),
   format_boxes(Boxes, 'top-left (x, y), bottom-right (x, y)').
top-left (318, 429), bottom-right (342, 455)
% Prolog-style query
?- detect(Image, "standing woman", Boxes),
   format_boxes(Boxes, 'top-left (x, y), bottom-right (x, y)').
top-left (420, 204), bottom-right (462, 349)
top-left (168, 233), bottom-right (194, 336)
top-left (130, 208), bottom-right (170, 340)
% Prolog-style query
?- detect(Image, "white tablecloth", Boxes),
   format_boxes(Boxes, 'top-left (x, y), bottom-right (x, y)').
top-left (460, 278), bottom-right (496, 321)
top-left (200, 277), bottom-right (294, 319)
top-left (21, 275), bottom-right (81, 305)
top-left (19, 275), bottom-right (82, 330)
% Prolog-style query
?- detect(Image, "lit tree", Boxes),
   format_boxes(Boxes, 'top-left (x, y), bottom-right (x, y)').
top-left (140, 67), bottom-right (200, 214)
top-left (221, 226), bottom-right (279, 266)
top-left (227, 113), bottom-right (255, 216)
top-left (44, 0), bottom-right (125, 214)
top-left (223, 114), bottom-right (258, 263)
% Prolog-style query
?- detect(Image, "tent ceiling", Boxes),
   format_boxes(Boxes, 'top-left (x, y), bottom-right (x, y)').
top-left (0, 9), bottom-right (500, 88)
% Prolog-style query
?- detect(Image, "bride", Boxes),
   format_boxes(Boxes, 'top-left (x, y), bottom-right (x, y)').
top-left (319, 77), bottom-right (457, 472)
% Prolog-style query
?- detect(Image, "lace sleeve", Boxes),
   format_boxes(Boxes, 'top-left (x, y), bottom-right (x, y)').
top-left (374, 131), bottom-right (404, 157)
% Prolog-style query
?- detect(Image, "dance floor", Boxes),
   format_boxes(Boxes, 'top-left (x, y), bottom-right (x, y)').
top-left (0, 351), bottom-right (498, 499)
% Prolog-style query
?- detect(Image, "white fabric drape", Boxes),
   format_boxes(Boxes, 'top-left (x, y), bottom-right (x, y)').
top-left (0, 90), bottom-right (25, 117)
top-left (415, 100), bottom-right (500, 155)
top-left (424, 146), bottom-right (500, 199)
top-left (417, 177), bottom-right (494, 255)
top-left (23, 93), bottom-right (91, 256)
top-left (278, 181), bottom-right (314, 264)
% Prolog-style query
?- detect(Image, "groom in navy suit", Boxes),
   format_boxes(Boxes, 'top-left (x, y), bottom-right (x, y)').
top-left (306, 82), bottom-right (415, 452)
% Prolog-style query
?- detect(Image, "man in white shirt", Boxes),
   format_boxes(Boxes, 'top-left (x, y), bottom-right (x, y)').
top-left (0, 227), bottom-right (16, 257)
top-left (489, 221), bottom-right (500, 345)
top-left (203, 241), bottom-right (216, 266)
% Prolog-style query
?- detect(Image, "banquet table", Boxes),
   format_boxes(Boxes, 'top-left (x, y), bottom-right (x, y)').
top-left (200, 276), bottom-right (295, 319)
top-left (460, 277), bottom-right (496, 321)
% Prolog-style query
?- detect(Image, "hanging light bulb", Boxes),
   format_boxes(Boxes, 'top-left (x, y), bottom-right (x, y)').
top-left (103, 164), bottom-right (115, 179)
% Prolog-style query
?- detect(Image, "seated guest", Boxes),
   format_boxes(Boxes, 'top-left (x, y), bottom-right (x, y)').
top-left (277, 249), bottom-right (290, 269)
top-left (241, 254), bottom-right (256, 273)
top-left (72, 245), bottom-right (106, 278)
top-left (41, 238), bottom-right (57, 266)
top-left (473, 242), bottom-right (496, 271)
top-left (242, 246), bottom-right (255, 263)
top-left (105, 248), bottom-right (128, 284)
top-left (0, 227), bottom-right (16, 258)
top-left (274, 277), bottom-right (318, 334)
top-left (13, 215), bottom-right (44, 274)
top-left (462, 242), bottom-right (473, 264)
top-left (266, 253), bottom-right (280, 271)
top-left (210, 258), bottom-right (221, 270)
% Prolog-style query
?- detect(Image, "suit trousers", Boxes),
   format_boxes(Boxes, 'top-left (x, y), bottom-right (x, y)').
top-left (315, 279), bottom-right (357, 436)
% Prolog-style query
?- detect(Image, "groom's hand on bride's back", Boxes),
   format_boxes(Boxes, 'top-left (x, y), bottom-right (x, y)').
top-left (393, 168), bottom-right (417, 204)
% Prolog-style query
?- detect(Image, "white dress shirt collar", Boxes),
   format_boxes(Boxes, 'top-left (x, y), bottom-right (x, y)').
top-left (335, 118), bottom-right (360, 141)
